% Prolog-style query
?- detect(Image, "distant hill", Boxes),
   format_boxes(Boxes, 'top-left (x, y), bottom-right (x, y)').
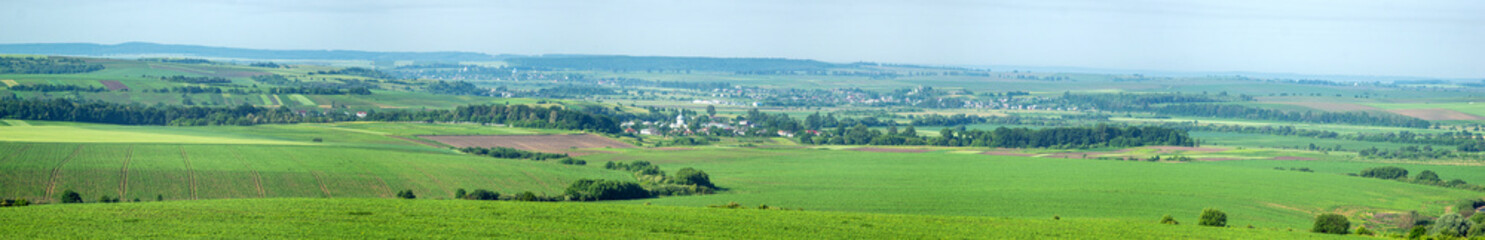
top-left (0, 42), bottom-right (509, 62)
top-left (507, 55), bottom-right (840, 72)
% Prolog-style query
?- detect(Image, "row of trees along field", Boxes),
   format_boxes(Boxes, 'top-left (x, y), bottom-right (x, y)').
top-left (0, 97), bottom-right (618, 132)
top-left (159, 75), bottom-right (232, 84)
top-left (800, 124), bottom-right (1196, 148)
top-left (5, 83), bottom-right (109, 92)
top-left (362, 104), bottom-right (619, 133)
top-left (0, 57), bottom-right (104, 74)
top-left (1061, 93), bottom-right (1431, 128)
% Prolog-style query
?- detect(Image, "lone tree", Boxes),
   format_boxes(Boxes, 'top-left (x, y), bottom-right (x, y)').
top-left (60, 190), bottom-right (83, 204)
top-left (1310, 213), bottom-right (1350, 234)
top-left (706, 105), bottom-right (716, 116)
top-left (1416, 170), bottom-right (1442, 182)
top-left (454, 189), bottom-right (467, 199)
top-left (1198, 208), bottom-right (1227, 227)
top-left (396, 190), bottom-right (416, 199)
top-left (672, 168), bottom-right (715, 188)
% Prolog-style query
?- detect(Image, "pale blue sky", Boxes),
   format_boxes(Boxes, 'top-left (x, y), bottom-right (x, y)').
top-left (2, 0), bottom-right (1482, 78)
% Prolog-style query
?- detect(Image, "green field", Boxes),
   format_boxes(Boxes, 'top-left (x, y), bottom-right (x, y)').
top-left (0, 198), bottom-right (1364, 239)
top-left (584, 148), bottom-right (1480, 230)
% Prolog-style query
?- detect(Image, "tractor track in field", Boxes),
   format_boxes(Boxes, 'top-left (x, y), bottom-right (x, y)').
top-left (412, 166), bottom-right (449, 197)
top-left (349, 163), bottom-right (393, 198)
top-left (520, 170), bottom-right (553, 191)
top-left (310, 171), bottom-right (333, 198)
top-left (179, 146), bottom-right (198, 200)
top-left (45, 145), bottom-right (83, 202)
top-left (118, 145), bottom-right (134, 199)
top-left (228, 147), bottom-right (266, 198)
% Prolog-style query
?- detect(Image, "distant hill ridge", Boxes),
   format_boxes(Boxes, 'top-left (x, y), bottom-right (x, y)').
top-left (0, 42), bottom-right (508, 62)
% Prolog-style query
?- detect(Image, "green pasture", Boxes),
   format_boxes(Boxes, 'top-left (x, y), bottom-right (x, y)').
top-left (0, 198), bottom-right (1365, 239)
top-left (584, 148), bottom-right (1480, 230)
top-left (0, 142), bottom-right (629, 202)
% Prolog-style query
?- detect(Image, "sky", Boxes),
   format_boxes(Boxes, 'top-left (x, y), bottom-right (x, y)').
top-left (2, 0), bottom-right (1483, 78)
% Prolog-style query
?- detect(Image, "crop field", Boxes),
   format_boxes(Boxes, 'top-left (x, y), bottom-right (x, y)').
top-left (0, 198), bottom-right (1364, 239)
top-left (584, 148), bottom-right (1479, 230)
top-left (0, 142), bottom-right (629, 202)
top-left (1362, 102), bottom-right (1485, 120)
top-left (1199, 160), bottom-right (1485, 185)
top-left (1188, 131), bottom-right (1449, 151)
top-left (421, 134), bottom-right (635, 156)
top-left (288, 94), bottom-right (316, 106)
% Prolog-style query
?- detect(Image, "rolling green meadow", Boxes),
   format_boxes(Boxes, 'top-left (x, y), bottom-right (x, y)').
top-left (0, 198), bottom-right (1363, 239)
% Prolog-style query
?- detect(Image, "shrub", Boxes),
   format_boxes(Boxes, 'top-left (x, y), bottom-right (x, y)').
top-left (466, 189), bottom-right (500, 200)
top-left (1408, 226), bottom-right (1427, 239)
top-left (1310, 213), bottom-right (1350, 234)
top-left (14, 198), bottom-right (28, 206)
top-left (515, 191), bottom-right (538, 201)
top-left (1416, 170), bottom-right (1441, 182)
top-left (1159, 215), bottom-right (1179, 225)
top-left (396, 190), bottom-right (416, 199)
top-left (1431, 213), bottom-right (1473, 237)
top-left (1469, 223), bottom-right (1485, 238)
top-left (1471, 213), bottom-right (1485, 224)
top-left (565, 179), bottom-right (650, 201)
top-left (1354, 226), bottom-right (1373, 236)
top-left (60, 190), bottom-right (83, 203)
top-left (1359, 166), bottom-right (1408, 179)
top-left (672, 167), bottom-right (715, 188)
top-left (312, 137), bottom-right (323, 142)
top-left (454, 189), bottom-right (466, 199)
top-left (1198, 208), bottom-right (1227, 227)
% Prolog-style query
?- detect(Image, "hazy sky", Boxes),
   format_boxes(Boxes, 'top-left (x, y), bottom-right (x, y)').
top-left (3, 0), bottom-right (1482, 78)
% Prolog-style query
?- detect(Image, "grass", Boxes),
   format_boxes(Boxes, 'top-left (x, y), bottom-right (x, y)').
top-left (0, 198), bottom-right (1365, 239)
top-left (0, 126), bottom-right (308, 145)
top-left (584, 147), bottom-right (1479, 230)
top-left (0, 141), bottom-right (630, 202)
top-left (1199, 160), bottom-right (1485, 186)
top-left (1190, 131), bottom-right (1450, 151)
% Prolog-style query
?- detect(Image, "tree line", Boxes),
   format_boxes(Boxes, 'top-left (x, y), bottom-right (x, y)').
top-left (0, 97), bottom-right (618, 133)
top-left (1060, 93), bottom-right (1428, 128)
top-left (160, 75), bottom-right (232, 84)
top-left (6, 84), bottom-right (109, 92)
top-left (801, 124), bottom-right (1196, 149)
top-left (0, 57), bottom-right (104, 74)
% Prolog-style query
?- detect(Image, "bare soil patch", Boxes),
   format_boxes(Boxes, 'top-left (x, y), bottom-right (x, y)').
top-left (419, 134), bottom-right (636, 156)
top-left (1389, 108), bottom-right (1485, 121)
top-left (850, 147), bottom-right (932, 153)
top-left (1272, 156), bottom-right (1316, 161)
top-left (99, 80), bottom-right (128, 90)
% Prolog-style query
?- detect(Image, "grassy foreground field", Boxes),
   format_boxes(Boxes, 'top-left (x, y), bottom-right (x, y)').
top-left (0, 198), bottom-right (1362, 239)
top-left (586, 148), bottom-right (1482, 230)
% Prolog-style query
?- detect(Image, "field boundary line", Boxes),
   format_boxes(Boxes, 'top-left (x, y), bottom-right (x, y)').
top-left (44, 145), bottom-right (83, 202)
top-left (118, 145), bottom-right (134, 199)
top-left (228, 147), bottom-right (266, 198)
top-left (310, 171), bottom-right (333, 198)
top-left (179, 146), bottom-right (198, 200)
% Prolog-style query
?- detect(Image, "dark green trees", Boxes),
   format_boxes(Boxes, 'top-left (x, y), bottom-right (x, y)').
top-left (565, 179), bottom-right (649, 201)
top-left (60, 190), bottom-right (83, 204)
top-left (672, 168), bottom-right (714, 188)
top-left (396, 190), bottom-right (416, 199)
top-left (1198, 208), bottom-right (1227, 227)
top-left (1431, 213), bottom-right (1473, 237)
top-left (1416, 170), bottom-right (1442, 182)
top-left (1310, 213), bottom-right (1349, 234)
top-left (1359, 166), bottom-right (1409, 180)
top-left (1159, 215), bottom-right (1179, 225)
